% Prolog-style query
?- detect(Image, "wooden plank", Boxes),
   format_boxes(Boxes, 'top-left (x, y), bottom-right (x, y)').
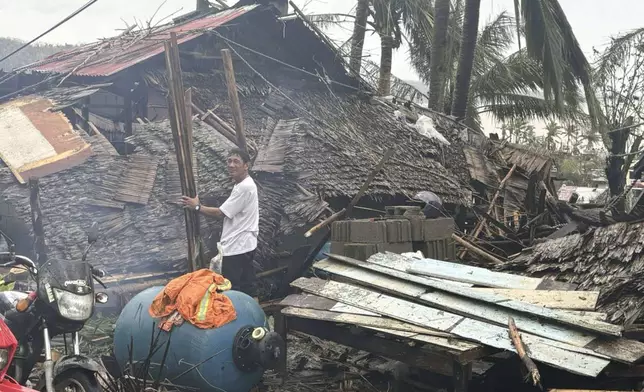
top-left (326, 256), bottom-right (622, 337)
top-left (408, 258), bottom-right (546, 289)
top-left (291, 277), bottom-right (610, 377)
top-left (472, 288), bottom-right (599, 310)
top-left (315, 259), bottom-right (598, 346)
top-left (367, 252), bottom-right (474, 287)
top-left (221, 48), bottom-right (248, 153)
top-left (281, 307), bottom-right (485, 359)
top-left (280, 293), bottom-right (379, 316)
top-left (315, 259), bottom-right (644, 364)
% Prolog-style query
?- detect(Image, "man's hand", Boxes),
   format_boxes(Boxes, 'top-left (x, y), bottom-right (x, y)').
top-left (180, 195), bottom-right (200, 210)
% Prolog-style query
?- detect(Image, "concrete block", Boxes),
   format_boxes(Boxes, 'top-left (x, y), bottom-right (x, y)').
top-left (422, 218), bottom-right (455, 241)
top-left (385, 220), bottom-right (412, 243)
top-left (331, 221), bottom-right (350, 242)
top-left (343, 243), bottom-right (383, 261)
top-left (382, 242), bottom-right (413, 254)
top-left (415, 238), bottom-right (456, 261)
top-left (348, 220), bottom-right (388, 244)
top-left (410, 218), bottom-right (425, 241)
top-left (329, 242), bottom-right (345, 256)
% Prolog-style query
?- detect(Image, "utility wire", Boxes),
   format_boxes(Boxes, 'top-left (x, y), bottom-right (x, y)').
top-left (0, 0), bottom-right (100, 65)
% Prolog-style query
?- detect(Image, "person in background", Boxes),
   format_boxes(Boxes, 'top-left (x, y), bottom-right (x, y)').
top-left (180, 148), bottom-right (259, 296)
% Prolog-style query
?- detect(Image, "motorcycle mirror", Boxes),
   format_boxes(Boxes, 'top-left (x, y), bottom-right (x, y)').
top-left (87, 222), bottom-right (99, 244)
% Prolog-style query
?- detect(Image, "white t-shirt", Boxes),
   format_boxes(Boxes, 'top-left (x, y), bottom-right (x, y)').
top-left (219, 176), bottom-right (259, 256)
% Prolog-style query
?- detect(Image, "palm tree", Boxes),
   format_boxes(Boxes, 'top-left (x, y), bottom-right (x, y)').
top-left (544, 120), bottom-right (562, 150)
top-left (428, 0), bottom-right (452, 109)
top-left (449, 0), bottom-right (601, 128)
top-left (349, 0), bottom-right (370, 75)
top-left (366, 0), bottom-right (433, 95)
top-left (451, 0), bottom-right (481, 119)
top-left (563, 122), bottom-right (579, 151)
top-left (409, 11), bottom-right (586, 132)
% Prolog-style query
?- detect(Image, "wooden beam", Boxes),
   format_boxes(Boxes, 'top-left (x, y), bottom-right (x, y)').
top-left (124, 94), bottom-right (133, 137)
top-left (290, 277), bottom-right (610, 377)
top-left (460, 164), bottom-right (517, 258)
top-left (82, 97), bottom-right (90, 133)
top-left (220, 48), bottom-right (248, 153)
top-left (452, 233), bottom-right (504, 264)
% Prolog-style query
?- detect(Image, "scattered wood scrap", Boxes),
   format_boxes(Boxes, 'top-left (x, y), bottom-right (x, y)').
top-left (508, 316), bottom-right (542, 389)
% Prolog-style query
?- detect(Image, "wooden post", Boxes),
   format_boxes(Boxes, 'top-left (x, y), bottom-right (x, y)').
top-left (452, 361), bottom-right (472, 392)
top-left (274, 311), bottom-right (288, 383)
top-left (124, 94), bottom-right (133, 138)
top-left (28, 178), bottom-right (47, 265)
top-left (165, 32), bottom-right (203, 271)
top-left (220, 49), bottom-right (248, 153)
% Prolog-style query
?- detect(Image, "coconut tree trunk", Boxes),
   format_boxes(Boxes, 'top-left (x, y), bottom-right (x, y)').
top-left (349, 0), bottom-right (370, 75)
top-left (450, 0), bottom-right (481, 120)
top-left (378, 35), bottom-right (394, 95)
top-left (428, 0), bottom-right (451, 110)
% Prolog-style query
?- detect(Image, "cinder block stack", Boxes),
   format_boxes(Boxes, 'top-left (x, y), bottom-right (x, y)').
top-left (329, 207), bottom-right (456, 261)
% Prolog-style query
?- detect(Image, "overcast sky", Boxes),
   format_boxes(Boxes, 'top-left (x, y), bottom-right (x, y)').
top-left (0, 0), bottom-right (642, 133)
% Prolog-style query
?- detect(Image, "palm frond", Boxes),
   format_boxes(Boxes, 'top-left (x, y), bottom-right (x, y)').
top-left (594, 27), bottom-right (644, 82)
top-left (307, 13), bottom-right (360, 30)
top-left (519, 0), bottom-right (599, 125)
top-left (478, 92), bottom-right (585, 122)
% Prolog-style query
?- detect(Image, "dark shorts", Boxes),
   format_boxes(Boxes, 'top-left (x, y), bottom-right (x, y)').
top-left (222, 250), bottom-right (257, 297)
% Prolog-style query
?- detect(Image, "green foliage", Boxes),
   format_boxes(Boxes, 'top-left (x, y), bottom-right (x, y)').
top-left (0, 37), bottom-right (76, 71)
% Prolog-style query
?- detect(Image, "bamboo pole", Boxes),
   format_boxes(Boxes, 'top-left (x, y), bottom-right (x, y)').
top-left (451, 234), bottom-right (503, 265)
top-left (459, 164), bottom-right (517, 258)
top-left (220, 48), bottom-right (248, 153)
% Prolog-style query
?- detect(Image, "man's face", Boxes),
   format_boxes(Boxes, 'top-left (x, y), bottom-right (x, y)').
top-left (227, 154), bottom-right (248, 180)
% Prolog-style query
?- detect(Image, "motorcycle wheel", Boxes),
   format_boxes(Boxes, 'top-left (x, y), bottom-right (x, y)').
top-left (52, 370), bottom-right (99, 392)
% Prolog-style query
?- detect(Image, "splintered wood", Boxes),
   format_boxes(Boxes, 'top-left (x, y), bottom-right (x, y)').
top-left (508, 316), bottom-right (542, 389)
top-left (279, 251), bottom-right (644, 382)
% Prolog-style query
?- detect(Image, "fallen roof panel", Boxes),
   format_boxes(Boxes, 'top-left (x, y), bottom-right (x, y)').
top-left (26, 6), bottom-right (257, 77)
top-left (0, 96), bottom-right (92, 183)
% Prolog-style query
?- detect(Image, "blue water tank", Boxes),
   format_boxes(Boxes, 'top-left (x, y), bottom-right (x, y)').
top-left (113, 287), bottom-right (268, 392)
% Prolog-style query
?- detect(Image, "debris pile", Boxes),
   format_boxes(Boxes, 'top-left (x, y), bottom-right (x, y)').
top-left (276, 251), bottom-right (644, 391)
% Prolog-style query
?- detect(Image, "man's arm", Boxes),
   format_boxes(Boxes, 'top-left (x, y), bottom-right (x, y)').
top-left (200, 206), bottom-right (225, 219)
top-left (180, 195), bottom-right (225, 219)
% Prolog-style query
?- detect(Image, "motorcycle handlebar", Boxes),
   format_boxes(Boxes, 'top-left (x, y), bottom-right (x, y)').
top-left (0, 253), bottom-right (36, 270)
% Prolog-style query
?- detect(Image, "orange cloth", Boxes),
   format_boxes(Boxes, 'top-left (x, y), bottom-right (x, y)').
top-left (149, 269), bottom-right (237, 329)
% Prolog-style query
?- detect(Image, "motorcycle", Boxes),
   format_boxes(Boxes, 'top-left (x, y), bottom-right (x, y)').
top-left (0, 316), bottom-right (38, 391)
top-left (0, 223), bottom-right (109, 392)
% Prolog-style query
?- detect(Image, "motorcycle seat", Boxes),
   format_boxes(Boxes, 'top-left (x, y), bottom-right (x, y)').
top-left (0, 291), bottom-right (27, 314)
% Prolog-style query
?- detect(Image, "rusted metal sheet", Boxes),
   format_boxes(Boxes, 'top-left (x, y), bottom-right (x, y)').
top-left (0, 96), bottom-right (92, 183)
top-left (28, 6), bottom-right (257, 77)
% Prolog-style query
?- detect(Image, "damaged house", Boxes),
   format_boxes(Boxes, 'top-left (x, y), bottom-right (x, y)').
top-left (0, 2), bottom-right (471, 281)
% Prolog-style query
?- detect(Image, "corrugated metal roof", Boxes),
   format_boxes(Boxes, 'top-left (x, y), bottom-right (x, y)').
top-left (0, 96), bottom-right (92, 183)
top-left (27, 6), bottom-right (257, 77)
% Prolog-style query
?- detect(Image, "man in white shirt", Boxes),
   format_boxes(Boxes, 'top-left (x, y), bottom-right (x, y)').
top-left (180, 148), bottom-right (259, 295)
